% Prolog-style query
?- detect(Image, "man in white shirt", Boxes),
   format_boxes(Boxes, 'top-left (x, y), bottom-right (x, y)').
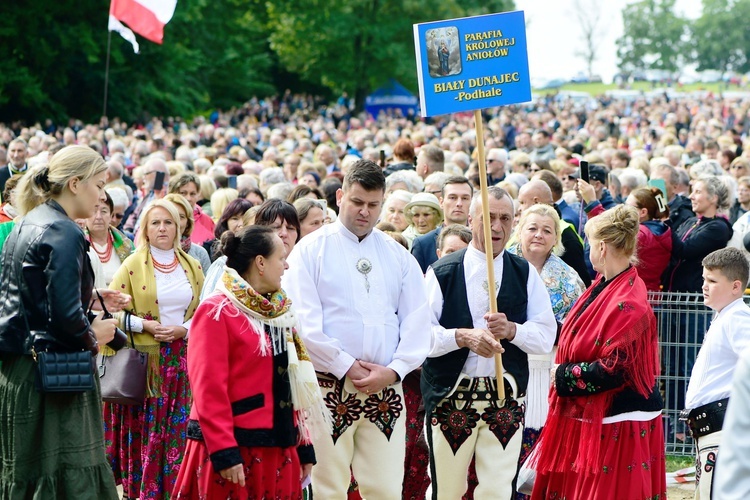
top-left (422, 186), bottom-right (556, 499)
top-left (284, 160), bottom-right (430, 500)
top-left (715, 349), bottom-right (750, 499)
top-left (683, 247), bottom-right (750, 499)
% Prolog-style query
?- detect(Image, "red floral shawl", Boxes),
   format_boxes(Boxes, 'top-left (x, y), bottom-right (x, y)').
top-left (532, 266), bottom-right (659, 474)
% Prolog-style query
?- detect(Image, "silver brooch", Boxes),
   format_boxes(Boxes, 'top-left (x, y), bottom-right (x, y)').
top-left (356, 258), bottom-right (373, 293)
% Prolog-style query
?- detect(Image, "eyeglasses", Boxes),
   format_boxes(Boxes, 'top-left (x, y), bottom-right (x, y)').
top-left (562, 175), bottom-right (578, 181)
top-left (426, 190), bottom-right (442, 196)
top-left (112, 213), bottom-right (124, 220)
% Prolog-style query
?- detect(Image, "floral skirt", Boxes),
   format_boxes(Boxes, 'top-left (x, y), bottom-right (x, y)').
top-left (531, 416), bottom-right (667, 500)
top-left (403, 371), bottom-right (430, 500)
top-left (104, 339), bottom-right (191, 499)
top-left (515, 427), bottom-right (542, 500)
top-left (0, 352), bottom-right (118, 500)
top-left (173, 440), bottom-right (302, 500)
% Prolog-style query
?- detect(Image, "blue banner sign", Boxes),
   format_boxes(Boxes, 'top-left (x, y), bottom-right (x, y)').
top-left (414, 10), bottom-right (531, 117)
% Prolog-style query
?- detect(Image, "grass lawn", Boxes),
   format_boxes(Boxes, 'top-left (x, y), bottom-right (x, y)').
top-left (532, 81), bottom-right (734, 96)
top-left (666, 454), bottom-right (694, 473)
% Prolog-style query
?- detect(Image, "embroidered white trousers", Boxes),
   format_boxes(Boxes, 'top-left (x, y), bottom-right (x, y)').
top-left (312, 374), bottom-right (406, 500)
top-left (426, 376), bottom-right (525, 500)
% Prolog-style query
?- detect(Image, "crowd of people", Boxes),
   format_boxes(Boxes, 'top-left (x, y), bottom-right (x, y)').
top-left (0, 88), bottom-right (750, 499)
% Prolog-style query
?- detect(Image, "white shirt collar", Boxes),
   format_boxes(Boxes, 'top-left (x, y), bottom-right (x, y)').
top-left (466, 242), bottom-right (504, 264)
top-left (334, 218), bottom-right (374, 244)
top-left (716, 297), bottom-right (747, 319)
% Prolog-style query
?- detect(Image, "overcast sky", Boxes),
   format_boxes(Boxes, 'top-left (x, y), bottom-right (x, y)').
top-left (515, 0), bottom-right (702, 83)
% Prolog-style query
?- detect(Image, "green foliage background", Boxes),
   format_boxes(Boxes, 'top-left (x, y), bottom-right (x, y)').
top-left (0, 0), bottom-right (514, 124)
top-left (617, 0), bottom-right (750, 79)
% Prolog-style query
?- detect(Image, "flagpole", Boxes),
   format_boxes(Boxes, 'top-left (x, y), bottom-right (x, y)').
top-left (474, 109), bottom-right (505, 403)
top-left (103, 30), bottom-right (112, 118)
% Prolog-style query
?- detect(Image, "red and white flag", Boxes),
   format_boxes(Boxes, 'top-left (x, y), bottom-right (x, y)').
top-left (109, 0), bottom-right (177, 53)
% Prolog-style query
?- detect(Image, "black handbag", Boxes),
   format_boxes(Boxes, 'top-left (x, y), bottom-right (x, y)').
top-left (97, 312), bottom-right (148, 405)
top-left (24, 295), bottom-right (95, 393)
top-left (33, 348), bottom-right (96, 393)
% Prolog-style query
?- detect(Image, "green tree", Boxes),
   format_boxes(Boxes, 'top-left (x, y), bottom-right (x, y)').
top-left (692, 0), bottom-right (750, 76)
top-left (616, 0), bottom-right (689, 75)
top-left (0, 0), bottom-right (273, 123)
top-left (265, 0), bottom-right (515, 110)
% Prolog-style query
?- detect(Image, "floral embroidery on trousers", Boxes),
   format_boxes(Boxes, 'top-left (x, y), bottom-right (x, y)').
top-left (363, 387), bottom-right (403, 440)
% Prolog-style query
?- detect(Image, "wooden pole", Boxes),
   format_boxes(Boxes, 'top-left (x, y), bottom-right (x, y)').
top-left (103, 30), bottom-right (112, 118)
top-left (473, 109), bottom-right (505, 402)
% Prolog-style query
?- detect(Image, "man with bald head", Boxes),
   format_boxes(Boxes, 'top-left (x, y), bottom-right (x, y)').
top-left (123, 158), bottom-right (169, 235)
top-left (517, 180), bottom-right (591, 286)
top-left (422, 186), bottom-right (556, 498)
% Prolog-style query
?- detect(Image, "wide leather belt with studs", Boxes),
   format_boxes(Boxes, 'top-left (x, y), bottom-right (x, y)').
top-left (453, 376), bottom-right (515, 401)
top-left (680, 397), bottom-right (729, 439)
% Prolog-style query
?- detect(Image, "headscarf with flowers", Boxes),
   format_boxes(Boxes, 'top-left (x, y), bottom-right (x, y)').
top-left (211, 266), bottom-right (331, 443)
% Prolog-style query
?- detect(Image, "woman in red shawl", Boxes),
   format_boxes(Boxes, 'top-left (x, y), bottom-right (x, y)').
top-left (531, 205), bottom-right (666, 500)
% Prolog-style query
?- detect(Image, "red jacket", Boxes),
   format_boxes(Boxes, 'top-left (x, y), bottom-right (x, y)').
top-left (584, 202), bottom-right (671, 292)
top-left (636, 221), bottom-right (672, 292)
top-left (186, 293), bottom-right (314, 471)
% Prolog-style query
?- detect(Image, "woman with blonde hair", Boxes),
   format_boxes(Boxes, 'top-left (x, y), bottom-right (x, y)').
top-left (197, 174), bottom-right (216, 215)
top-left (508, 204), bottom-right (585, 475)
top-left (164, 193), bottom-right (211, 273)
top-left (0, 146), bottom-right (129, 499)
top-left (531, 205), bottom-right (666, 499)
top-left (511, 152), bottom-right (532, 173)
top-left (209, 188), bottom-right (239, 223)
top-left (103, 199), bottom-right (204, 499)
top-left (167, 160), bottom-right (186, 178)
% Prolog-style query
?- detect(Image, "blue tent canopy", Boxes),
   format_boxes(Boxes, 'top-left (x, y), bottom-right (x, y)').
top-left (365, 79), bottom-right (419, 118)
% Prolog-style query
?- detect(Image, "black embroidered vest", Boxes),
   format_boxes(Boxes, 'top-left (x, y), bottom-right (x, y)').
top-left (421, 248), bottom-right (529, 415)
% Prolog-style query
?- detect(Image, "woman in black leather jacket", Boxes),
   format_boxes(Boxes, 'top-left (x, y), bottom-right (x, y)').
top-left (0, 146), bottom-right (128, 499)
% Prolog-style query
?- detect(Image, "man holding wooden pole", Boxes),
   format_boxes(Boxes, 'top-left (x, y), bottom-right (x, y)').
top-left (421, 118), bottom-right (555, 498)
top-left (413, 9), bottom-right (550, 497)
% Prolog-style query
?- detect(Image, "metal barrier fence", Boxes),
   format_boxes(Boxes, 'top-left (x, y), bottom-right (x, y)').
top-left (649, 291), bottom-right (750, 456)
